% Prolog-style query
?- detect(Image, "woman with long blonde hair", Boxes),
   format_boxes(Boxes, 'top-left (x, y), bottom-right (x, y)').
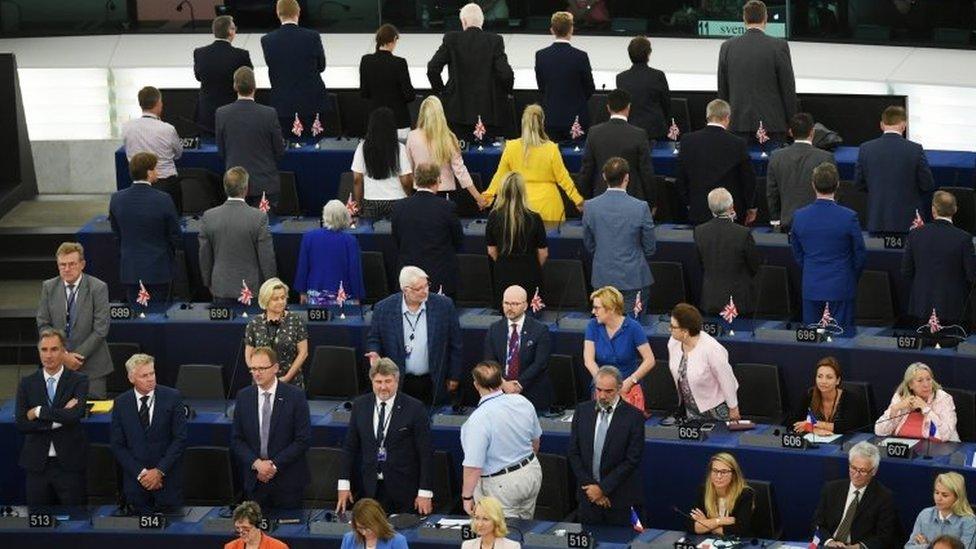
top-left (406, 96), bottom-right (486, 208)
top-left (876, 362), bottom-right (959, 442)
top-left (689, 452), bottom-right (755, 537)
top-left (483, 104), bottom-right (583, 222)
top-left (486, 172), bottom-right (548, 307)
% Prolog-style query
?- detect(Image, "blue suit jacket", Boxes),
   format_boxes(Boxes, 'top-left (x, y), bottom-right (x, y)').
top-left (231, 381), bottom-right (311, 495)
top-left (567, 400), bottom-right (645, 511)
top-left (109, 183), bottom-right (181, 284)
top-left (110, 385), bottom-right (187, 507)
top-left (582, 189), bottom-right (656, 290)
top-left (260, 24), bottom-right (328, 120)
top-left (902, 219), bottom-right (976, 321)
top-left (483, 315), bottom-right (554, 411)
top-left (790, 199), bottom-right (866, 301)
top-left (855, 133), bottom-right (934, 233)
top-left (366, 293), bottom-right (463, 406)
top-left (535, 42), bottom-right (595, 132)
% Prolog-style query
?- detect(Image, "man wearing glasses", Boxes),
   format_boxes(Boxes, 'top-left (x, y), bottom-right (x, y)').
top-left (813, 441), bottom-right (901, 548)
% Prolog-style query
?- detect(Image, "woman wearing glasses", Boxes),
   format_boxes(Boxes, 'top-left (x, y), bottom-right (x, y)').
top-left (667, 303), bottom-right (740, 421)
top-left (875, 362), bottom-right (959, 442)
top-left (245, 278), bottom-right (309, 389)
top-left (688, 453), bottom-right (755, 537)
top-left (225, 501), bottom-right (288, 549)
top-left (462, 496), bottom-right (521, 549)
top-left (340, 498), bottom-right (408, 549)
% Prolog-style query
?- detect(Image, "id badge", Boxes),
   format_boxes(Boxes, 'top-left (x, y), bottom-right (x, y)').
top-left (377, 446), bottom-right (387, 462)
top-left (404, 344), bottom-right (413, 356)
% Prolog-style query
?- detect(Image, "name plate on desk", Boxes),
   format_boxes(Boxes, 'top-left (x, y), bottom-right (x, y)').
top-left (540, 416), bottom-right (573, 433)
top-left (645, 425), bottom-right (682, 440)
top-left (781, 432), bottom-right (807, 449)
top-left (701, 321), bottom-right (723, 337)
top-left (202, 517), bottom-right (234, 533)
top-left (306, 307), bottom-right (330, 322)
top-left (854, 335), bottom-right (899, 349)
top-left (896, 334), bottom-right (922, 350)
top-left (524, 532), bottom-right (593, 548)
top-left (180, 137), bottom-right (200, 149)
top-left (209, 307), bottom-right (233, 321)
top-left (139, 515), bottom-right (167, 529)
top-left (109, 304), bottom-right (133, 320)
top-left (885, 441), bottom-right (912, 459)
top-left (754, 328), bottom-right (801, 343)
top-left (677, 425), bottom-right (707, 441)
top-left (93, 515), bottom-right (160, 531)
top-left (739, 433), bottom-right (788, 449)
top-left (880, 234), bottom-right (905, 249)
top-left (309, 521), bottom-right (351, 536)
top-left (795, 328), bottom-right (823, 343)
top-left (674, 542), bottom-right (698, 549)
top-left (432, 413), bottom-right (470, 427)
top-left (29, 514), bottom-right (57, 528)
top-left (417, 526), bottom-right (463, 543)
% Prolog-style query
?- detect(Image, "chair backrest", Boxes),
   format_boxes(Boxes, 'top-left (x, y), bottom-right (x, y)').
top-left (337, 171), bottom-right (355, 203)
top-left (180, 174), bottom-right (221, 216)
top-left (943, 187), bottom-right (976, 235)
top-left (277, 171), bottom-right (301, 216)
top-left (945, 387), bottom-right (976, 442)
top-left (746, 479), bottom-right (781, 540)
top-left (542, 259), bottom-right (590, 310)
top-left (548, 354), bottom-right (578, 408)
top-left (535, 453), bottom-right (575, 521)
top-left (175, 364), bottom-right (225, 400)
top-left (836, 180), bottom-right (868, 230)
top-left (303, 446), bottom-right (343, 507)
top-left (307, 345), bottom-right (360, 399)
top-left (337, 93), bottom-right (369, 138)
top-left (87, 443), bottom-right (119, 505)
top-left (647, 261), bottom-right (687, 314)
top-left (107, 342), bottom-right (141, 397)
top-left (840, 380), bottom-right (875, 433)
top-left (183, 446), bottom-right (235, 505)
top-left (432, 450), bottom-right (457, 514)
top-left (754, 265), bottom-right (792, 320)
top-left (587, 94), bottom-right (609, 126)
top-left (642, 359), bottom-right (678, 414)
top-left (458, 253), bottom-right (494, 307)
top-left (735, 363), bottom-right (785, 424)
top-left (361, 250), bottom-right (390, 304)
top-left (855, 270), bottom-right (894, 327)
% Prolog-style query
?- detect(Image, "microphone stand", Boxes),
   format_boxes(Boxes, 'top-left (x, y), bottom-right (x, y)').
top-left (224, 334), bottom-right (247, 418)
top-left (175, 0), bottom-right (197, 30)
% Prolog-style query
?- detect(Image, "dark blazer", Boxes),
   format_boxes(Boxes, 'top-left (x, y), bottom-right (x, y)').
top-left (359, 50), bottom-right (415, 129)
top-left (534, 42), bottom-right (595, 133)
top-left (340, 392), bottom-right (432, 509)
top-left (231, 381), bottom-right (311, 496)
top-left (16, 367), bottom-right (89, 472)
top-left (427, 27), bottom-right (514, 128)
top-left (109, 183), bottom-right (182, 284)
top-left (216, 99), bottom-right (286, 196)
top-left (690, 485), bottom-right (755, 537)
top-left (788, 387), bottom-right (871, 435)
top-left (366, 292), bottom-right (463, 406)
top-left (391, 190), bottom-right (464, 296)
top-left (694, 217), bottom-right (762, 314)
top-left (567, 400), bottom-right (645, 517)
top-left (615, 64), bottom-right (671, 140)
top-left (260, 23), bottom-right (328, 120)
top-left (110, 385), bottom-right (187, 509)
top-left (483, 315), bottom-right (554, 411)
top-left (193, 40), bottom-right (253, 133)
top-left (814, 478), bottom-right (901, 549)
top-left (791, 199), bottom-right (866, 301)
top-left (766, 141), bottom-right (836, 228)
top-left (577, 118), bottom-right (656, 204)
top-left (675, 125), bottom-right (757, 225)
top-left (855, 133), bottom-right (935, 233)
top-left (717, 28), bottom-right (797, 134)
top-left (902, 219), bottom-right (976, 322)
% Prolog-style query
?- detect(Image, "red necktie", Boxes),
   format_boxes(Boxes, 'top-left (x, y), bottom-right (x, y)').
top-left (506, 323), bottom-right (521, 380)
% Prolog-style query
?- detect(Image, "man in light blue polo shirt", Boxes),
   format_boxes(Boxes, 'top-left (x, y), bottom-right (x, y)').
top-left (460, 361), bottom-right (542, 519)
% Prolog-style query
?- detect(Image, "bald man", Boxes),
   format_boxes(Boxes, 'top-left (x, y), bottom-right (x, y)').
top-left (483, 286), bottom-right (554, 411)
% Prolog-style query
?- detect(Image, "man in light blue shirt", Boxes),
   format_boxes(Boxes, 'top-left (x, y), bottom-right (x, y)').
top-left (460, 361), bottom-right (542, 519)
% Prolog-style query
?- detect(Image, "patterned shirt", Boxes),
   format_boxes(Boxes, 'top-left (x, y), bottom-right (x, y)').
top-left (245, 310), bottom-right (309, 389)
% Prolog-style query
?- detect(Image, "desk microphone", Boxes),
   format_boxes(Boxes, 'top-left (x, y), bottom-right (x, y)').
top-left (175, 0), bottom-right (197, 29)
top-left (830, 407), bottom-right (917, 438)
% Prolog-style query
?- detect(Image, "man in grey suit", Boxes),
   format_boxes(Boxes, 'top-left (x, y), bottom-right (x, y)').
top-left (717, 0), bottom-right (797, 144)
top-left (582, 158), bottom-right (656, 317)
top-left (199, 167), bottom-right (277, 302)
top-left (36, 242), bottom-right (112, 398)
top-left (694, 188), bottom-right (762, 315)
top-left (766, 113), bottom-right (836, 231)
top-left (215, 66), bottom-right (285, 212)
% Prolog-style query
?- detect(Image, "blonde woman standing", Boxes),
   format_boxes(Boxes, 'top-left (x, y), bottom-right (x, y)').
top-left (484, 105), bottom-right (583, 222)
top-left (486, 172), bottom-right (548, 306)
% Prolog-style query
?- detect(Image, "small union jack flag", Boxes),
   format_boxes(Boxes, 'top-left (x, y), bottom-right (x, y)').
top-left (928, 308), bottom-right (942, 333)
top-left (473, 116), bottom-right (486, 141)
top-left (910, 209), bottom-right (925, 231)
top-left (238, 279), bottom-right (253, 306)
top-left (818, 303), bottom-right (835, 328)
top-left (335, 281), bottom-right (348, 307)
top-left (570, 116), bottom-right (585, 140)
top-left (756, 120), bottom-right (769, 145)
top-left (530, 287), bottom-right (545, 313)
top-left (667, 118), bottom-right (680, 141)
top-left (632, 290), bottom-right (643, 318)
top-left (258, 191), bottom-right (270, 213)
top-left (345, 194), bottom-right (359, 217)
top-left (136, 280), bottom-right (151, 307)
top-left (720, 296), bottom-right (739, 323)
top-left (311, 113), bottom-right (324, 137)
top-left (291, 113), bottom-right (303, 137)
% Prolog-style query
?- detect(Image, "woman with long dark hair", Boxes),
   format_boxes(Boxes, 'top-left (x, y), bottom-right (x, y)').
top-left (788, 356), bottom-right (868, 435)
top-left (359, 24), bottom-right (414, 137)
top-left (351, 107), bottom-right (413, 220)
top-left (486, 172), bottom-right (548, 308)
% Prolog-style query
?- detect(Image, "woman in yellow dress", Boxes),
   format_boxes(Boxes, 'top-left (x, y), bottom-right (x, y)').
top-left (483, 104), bottom-right (583, 222)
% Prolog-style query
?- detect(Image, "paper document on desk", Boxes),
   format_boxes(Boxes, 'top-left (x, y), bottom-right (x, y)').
top-left (436, 518), bottom-right (471, 528)
top-left (881, 437), bottom-right (920, 448)
top-left (803, 433), bottom-right (842, 444)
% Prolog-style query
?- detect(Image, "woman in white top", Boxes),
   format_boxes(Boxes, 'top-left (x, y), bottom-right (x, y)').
top-left (461, 497), bottom-right (521, 549)
top-left (351, 107), bottom-right (413, 220)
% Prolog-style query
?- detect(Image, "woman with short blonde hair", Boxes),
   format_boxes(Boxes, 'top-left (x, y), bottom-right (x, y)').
top-left (906, 472), bottom-right (976, 549)
top-left (461, 497), bottom-right (520, 549)
top-left (245, 277), bottom-right (309, 388)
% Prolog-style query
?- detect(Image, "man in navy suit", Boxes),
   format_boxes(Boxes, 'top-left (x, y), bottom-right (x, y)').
top-left (336, 358), bottom-right (433, 515)
top-left (110, 353), bottom-right (187, 513)
top-left (791, 162), bottom-right (866, 337)
top-left (567, 366), bottom-right (644, 526)
top-left (109, 152), bottom-right (182, 309)
top-left (366, 266), bottom-right (463, 406)
top-left (534, 11), bottom-right (595, 140)
top-left (231, 346), bottom-right (311, 509)
top-left (16, 328), bottom-right (89, 506)
top-left (484, 285), bottom-right (553, 411)
top-left (193, 15), bottom-right (252, 134)
top-left (855, 106), bottom-right (934, 234)
top-left (902, 190), bottom-right (976, 327)
top-left (260, 0), bottom-right (328, 134)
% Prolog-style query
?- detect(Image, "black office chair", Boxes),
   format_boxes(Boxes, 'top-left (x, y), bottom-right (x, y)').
top-left (303, 446), bottom-right (344, 508)
top-left (458, 254), bottom-right (494, 308)
top-left (840, 381), bottom-right (875, 433)
top-left (180, 172), bottom-right (221, 215)
top-left (945, 387), bottom-right (976, 442)
top-left (943, 187), bottom-right (976, 235)
top-left (754, 265), bottom-right (792, 320)
top-left (836, 181), bottom-right (868, 230)
top-left (548, 354), bottom-right (578, 409)
top-left (324, 93), bottom-right (343, 138)
top-left (735, 363), bottom-right (786, 424)
top-left (107, 342), bottom-right (141, 397)
top-left (587, 94), bottom-right (609, 127)
top-left (432, 450), bottom-right (457, 514)
top-left (277, 171), bottom-right (302, 216)
top-left (175, 364), bottom-right (225, 400)
top-left (361, 250), bottom-right (389, 304)
top-left (535, 453), bottom-right (575, 521)
top-left (183, 446), bottom-right (235, 506)
top-left (307, 345), bottom-right (360, 399)
top-left (647, 262), bottom-right (687, 314)
top-left (747, 479), bottom-right (782, 540)
top-left (652, 175), bottom-right (676, 223)
top-left (337, 171), bottom-right (355, 204)
top-left (856, 270), bottom-right (894, 327)
top-left (87, 443), bottom-right (120, 505)
top-left (669, 98), bottom-right (692, 135)
top-left (643, 359), bottom-right (678, 415)
top-left (337, 92), bottom-right (370, 138)
top-left (542, 259), bottom-right (590, 311)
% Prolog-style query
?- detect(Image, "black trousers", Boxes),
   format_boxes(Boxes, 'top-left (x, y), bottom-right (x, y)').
top-left (249, 479), bottom-right (303, 510)
top-left (374, 480), bottom-right (414, 514)
top-left (155, 175), bottom-right (183, 213)
top-left (576, 500), bottom-right (633, 526)
top-left (26, 457), bottom-right (86, 506)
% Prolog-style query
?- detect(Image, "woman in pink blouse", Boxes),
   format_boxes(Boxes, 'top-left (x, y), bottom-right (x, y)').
top-left (405, 96), bottom-right (487, 209)
top-left (666, 303), bottom-right (741, 421)
top-left (875, 362), bottom-right (959, 441)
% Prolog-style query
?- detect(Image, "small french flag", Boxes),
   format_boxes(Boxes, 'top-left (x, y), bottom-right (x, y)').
top-left (804, 409), bottom-right (818, 433)
top-left (630, 507), bottom-right (644, 533)
top-left (808, 527), bottom-right (823, 549)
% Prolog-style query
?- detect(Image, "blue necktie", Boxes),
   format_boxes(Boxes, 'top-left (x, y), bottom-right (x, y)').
top-left (46, 376), bottom-right (56, 404)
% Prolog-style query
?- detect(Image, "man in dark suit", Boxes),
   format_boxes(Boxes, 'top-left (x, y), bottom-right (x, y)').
top-left (365, 266), bottom-right (463, 406)
top-left (110, 353), bottom-right (187, 513)
top-left (791, 162), bottom-right (866, 337)
top-left (427, 2), bottom-right (514, 138)
top-left (577, 89), bottom-right (656, 206)
top-left (903, 190), bottom-right (976, 327)
top-left (193, 15), bottom-right (252, 134)
top-left (855, 106), bottom-right (935, 234)
top-left (199, 167), bottom-right (277, 302)
top-left (694, 188), bottom-right (762, 315)
top-left (109, 152), bottom-right (182, 309)
top-left (231, 346), bottom-right (311, 509)
top-left (36, 242), bottom-right (112, 398)
top-left (16, 328), bottom-right (89, 506)
top-left (567, 366), bottom-right (644, 526)
top-left (484, 285), bottom-right (553, 411)
top-left (814, 441), bottom-right (900, 548)
top-left (534, 11), bottom-right (595, 139)
top-left (216, 67), bottom-right (286, 210)
top-left (260, 0), bottom-right (328, 134)
top-left (717, 0), bottom-right (797, 143)
top-left (391, 163), bottom-right (463, 297)
top-left (766, 113), bottom-right (836, 231)
top-left (675, 99), bottom-right (757, 225)
top-left (336, 358), bottom-right (433, 515)
top-left (615, 36), bottom-right (670, 142)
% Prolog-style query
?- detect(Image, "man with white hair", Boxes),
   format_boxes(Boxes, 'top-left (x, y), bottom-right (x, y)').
top-left (813, 441), bottom-right (900, 548)
top-left (427, 2), bottom-right (514, 138)
top-left (366, 266), bottom-right (463, 406)
top-left (693, 187), bottom-right (761, 316)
